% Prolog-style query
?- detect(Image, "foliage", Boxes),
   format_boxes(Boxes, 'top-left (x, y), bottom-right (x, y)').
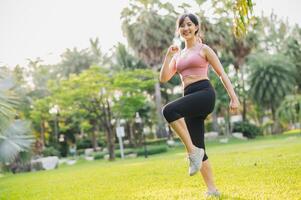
top-left (114, 149), bottom-right (136, 158)
top-left (136, 145), bottom-right (167, 156)
top-left (145, 138), bottom-right (167, 145)
top-left (121, 0), bottom-right (177, 66)
top-left (0, 74), bottom-right (34, 164)
top-left (112, 42), bottom-right (147, 70)
top-left (76, 138), bottom-right (93, 150)
top-left (93, 152), bottom-right (105, 160)
top-left (247, 53), bottom-right (296, 119)
top-left (113, 69), bottom-right (156, 120)
top-left (277, 95), bottom-right (301, 124)
top-left (46, 66), bottom-right (157, 160)
top-left (284, 25), bottom-right (301, 91)
top-left (232, 121), bottom-right (261, 138)
top-left (57, 47), bottom-right (97, 78)
top-left (42, 146), bottom-right (61, 157)
top-left (258, 13), bottom-right (292, 53)
top-left (232, 0), bottom-right (254, 38)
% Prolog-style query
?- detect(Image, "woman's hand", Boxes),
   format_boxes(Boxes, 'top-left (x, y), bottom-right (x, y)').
top-left (167, 44), bottom-right (180, 56)
top-left (229, 97), bottom-right (240, 114)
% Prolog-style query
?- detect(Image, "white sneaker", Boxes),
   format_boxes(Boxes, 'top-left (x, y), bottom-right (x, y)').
top-left (188, 147), bottom-right (205, 176)
top-left (205, 189), bottom-right (221, 198)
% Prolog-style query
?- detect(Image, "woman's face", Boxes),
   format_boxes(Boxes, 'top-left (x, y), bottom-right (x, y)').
top-left (178, 17), bottom-right (198, 40)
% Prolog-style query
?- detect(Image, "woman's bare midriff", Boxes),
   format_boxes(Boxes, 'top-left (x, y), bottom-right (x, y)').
top-left (182, 75), bottom-right (209, 89)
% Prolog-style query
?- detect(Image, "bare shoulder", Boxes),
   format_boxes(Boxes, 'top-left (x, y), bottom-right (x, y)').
top-left (201, 44), bottom-right (215, 60)
top-left (202, 44), bottom-right (214, 53)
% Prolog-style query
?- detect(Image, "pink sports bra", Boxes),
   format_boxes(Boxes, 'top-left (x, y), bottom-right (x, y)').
top-left (171, 43), bottom-right (209, 78)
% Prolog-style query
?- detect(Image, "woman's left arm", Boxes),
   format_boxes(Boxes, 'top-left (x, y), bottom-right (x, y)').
top-left (204, 45), bottom-right (240, 113)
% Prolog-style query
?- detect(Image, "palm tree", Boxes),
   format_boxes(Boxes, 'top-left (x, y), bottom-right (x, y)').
top-left (284, 26), bottom-right (301, 92)
top-left (121, 0), bottom-right (177, 137)
top-left (208, 0), bottom-right (259, 122)
top-left (113, 42), bottom-right (147, 70)
top-left (277, 95), bottom-right (301, 129)
top-left (248, 53), bottom-right (296, 133)
top-left (0, 74), bottom-right (34, 165)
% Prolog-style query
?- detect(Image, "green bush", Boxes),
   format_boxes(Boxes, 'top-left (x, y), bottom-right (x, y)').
top-left (92, 146), bottom-right (168, 160)
top-left (77, 149), bottom-right (85, 155)
top-left (42, 146), bottom-right (60, 157)
top-left (97, 140), bottom-right (105, 148)
top-left (93, 152), bottom-right (105, 160)
top-left (76, 138), bottom-right (92, 149)
top-left (145, 138), bottom-right (167, 145)
top-left (136, 145), bottom-right (167, 156)
top-left (232, 121), bottom-right (261, 139)
top-left (205, 121), bottom-right (213, 132)
top-left (115, 149), bottom-right (135, 158)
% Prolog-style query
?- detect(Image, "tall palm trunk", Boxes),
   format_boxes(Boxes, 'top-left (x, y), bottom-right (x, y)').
top-left (211, 110), bottom-right (219, 132)
top-left (235, 61), bottom-right (247, 122)
top-left (154, 81), bottom-right (166, 138)
top-left (153, 66), bottom-right (167, 138)
top-left (240, 66), bottom-right (247, 121)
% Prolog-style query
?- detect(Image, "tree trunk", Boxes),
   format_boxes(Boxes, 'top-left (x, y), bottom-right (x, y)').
top-left (167, 126), bottom-right (173, 140)
top-left (226, 109), bottom-right (231, 136)
top-left (271, 106), bottom-right (279, 134)
top-left (104, 121), bottom-right (115, 161)
top-left (154, 74), bottom-right (167, 138)
top-left (211, 109), bottom-right (219, 132)
top-left (126, 121), bottom-right (134, 147)
top-left (241, 66), bottom-right (247, 121)
top-left (40, 120), bottom-right (45, 148)
top-left (92, 122), bottom-right (99, 151)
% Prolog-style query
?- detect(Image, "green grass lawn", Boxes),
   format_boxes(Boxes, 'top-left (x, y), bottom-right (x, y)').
top-left (1, 134), bottom-right (301, 200)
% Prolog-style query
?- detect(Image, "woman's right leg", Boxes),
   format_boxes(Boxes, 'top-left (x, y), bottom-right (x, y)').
top-left (168, 117), bottom-right (205, 176)
top-left (162, 93), bottom-right (204, 154)
top-left (162, 93), bottom-right (209, 175)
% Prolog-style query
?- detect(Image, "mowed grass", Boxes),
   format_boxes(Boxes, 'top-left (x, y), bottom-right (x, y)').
top-left (0, 134), bottom-right (301, 200)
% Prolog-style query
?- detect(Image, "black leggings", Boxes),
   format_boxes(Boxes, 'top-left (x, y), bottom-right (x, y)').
top-left (162, 79), bottom-right (216, 161)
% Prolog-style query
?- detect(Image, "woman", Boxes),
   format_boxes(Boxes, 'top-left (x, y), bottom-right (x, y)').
top-left (159, 13), bottom-right (240, 197)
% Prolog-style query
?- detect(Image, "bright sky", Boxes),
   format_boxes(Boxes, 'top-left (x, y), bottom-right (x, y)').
top-left (0, 0), bottom-right (300, 68)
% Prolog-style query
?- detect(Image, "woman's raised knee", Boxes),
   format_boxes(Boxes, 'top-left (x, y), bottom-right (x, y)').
top-left (162, 103), bottom-right (181, 123)
top-left (162, 104), bottom-right (173, 119)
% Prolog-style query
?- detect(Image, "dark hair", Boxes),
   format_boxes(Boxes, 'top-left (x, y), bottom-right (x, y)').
top-left (176, 13), bottom-right (200, 35)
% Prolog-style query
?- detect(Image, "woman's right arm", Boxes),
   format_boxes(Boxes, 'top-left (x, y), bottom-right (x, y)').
top-left (159, 45), bottom-right (179, 83)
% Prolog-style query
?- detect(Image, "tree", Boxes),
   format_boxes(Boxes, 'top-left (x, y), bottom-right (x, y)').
top-left (112, 42), bottom-right (147, 70)
top-left (232, 0), bottom-right (254, 38)
top-left (277, 95), bottom-right (301, 129)
top-left (56, 47), bottom-right (96, 79)
top-left (121, 0), bottom-right (177, 137)
top-left (195, 0), bottom-right (255, 39)
top-left (284, 25), bottom-right (301, 92)
top-left (113, 69), bottom-right (156, 146)
top-left (48, 66), bottom-right (114, 158)
top-left (0, 73), bottom-right (34, 165)
top-left (30, 97), bottom-right (52, 148)
top-left (204, 0), bottom-right (259, 122)
top-left (259, 12), bottom-right (291, 54)
top-left (248, 53), bottom-right (296, 133)
top-left (48, 66), bottom-right (155, 160)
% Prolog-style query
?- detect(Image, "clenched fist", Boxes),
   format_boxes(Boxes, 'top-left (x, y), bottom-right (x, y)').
top-left (167, 44), bottom-right (180, 56)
